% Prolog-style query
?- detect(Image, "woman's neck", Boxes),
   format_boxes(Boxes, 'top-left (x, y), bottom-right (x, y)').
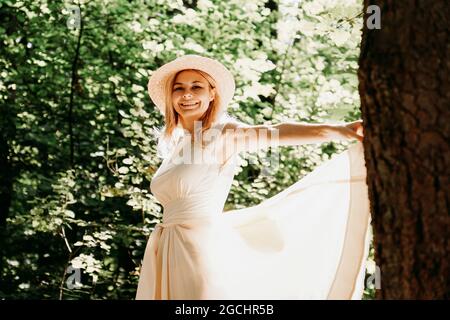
top-left (179, 118), bottom-right (202, 135)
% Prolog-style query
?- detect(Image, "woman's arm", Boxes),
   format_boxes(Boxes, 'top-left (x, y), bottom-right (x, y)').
top-left (219, 120), bottom-right (364, 155)
top-left (271, 120), bottom-right (364, 146)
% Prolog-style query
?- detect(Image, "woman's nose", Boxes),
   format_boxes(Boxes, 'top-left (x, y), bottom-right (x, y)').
top-left (183, 92), bottom-right (193, 99)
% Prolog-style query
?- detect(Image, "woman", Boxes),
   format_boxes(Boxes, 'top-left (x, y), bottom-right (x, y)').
top-left (136, 54), bottom-right (371, 300)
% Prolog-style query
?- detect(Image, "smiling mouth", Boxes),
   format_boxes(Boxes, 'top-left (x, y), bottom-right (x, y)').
top-left (180, 102), bottom-right (199, 108)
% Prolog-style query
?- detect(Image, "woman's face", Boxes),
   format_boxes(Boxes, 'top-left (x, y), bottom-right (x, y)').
top-left (171, 70), bottom-right (215, 121)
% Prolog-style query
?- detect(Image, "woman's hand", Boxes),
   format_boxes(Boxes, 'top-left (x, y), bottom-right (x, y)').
top-left (334, 120), bottom-right (364, 142)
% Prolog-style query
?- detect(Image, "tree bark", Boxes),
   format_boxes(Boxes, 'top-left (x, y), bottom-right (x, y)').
top-left (358, 0), bottom-right (449, 299)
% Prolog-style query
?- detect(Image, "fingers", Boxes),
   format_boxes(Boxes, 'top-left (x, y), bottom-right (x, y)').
top-left (344, 126), bottom-right (363, 142)
top-left (356, 125), bottom-right (364, 137)
top-left (346, 120), bottom-right (364, 141)
top-left (355, 129), bottom-right (364, 142)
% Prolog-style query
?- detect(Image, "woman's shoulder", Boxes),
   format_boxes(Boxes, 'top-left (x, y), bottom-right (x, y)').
top-left (216, 115), bottom-right (250, 134)
top-left (200, 115), bottom-right (242, 148)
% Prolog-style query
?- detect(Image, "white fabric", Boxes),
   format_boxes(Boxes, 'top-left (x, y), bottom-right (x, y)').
top-left (135, 123), bottom-right (371, 300)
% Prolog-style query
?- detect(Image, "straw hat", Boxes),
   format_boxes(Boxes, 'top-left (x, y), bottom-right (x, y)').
top-left (147, 54), bottom-right (235, 116)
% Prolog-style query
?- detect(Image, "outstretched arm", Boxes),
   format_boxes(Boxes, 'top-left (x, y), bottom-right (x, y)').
top-left (269, 120), bottom-right (364, 146)
top-left (219, 119), bottom-right (364, 155)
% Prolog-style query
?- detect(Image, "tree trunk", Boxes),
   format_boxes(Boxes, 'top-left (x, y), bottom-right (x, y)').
top-left (358, 0), bottom-right (449, 299)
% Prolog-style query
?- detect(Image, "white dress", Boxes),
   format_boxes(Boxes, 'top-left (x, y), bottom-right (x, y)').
top-left (135, 122), bottom-right (372, 300)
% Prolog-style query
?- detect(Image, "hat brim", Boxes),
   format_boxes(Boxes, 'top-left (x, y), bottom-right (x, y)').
top-left (147, 55), bottom-right (235, 116)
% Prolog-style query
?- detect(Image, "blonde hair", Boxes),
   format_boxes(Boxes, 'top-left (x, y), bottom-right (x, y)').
top-left (152, 69), bottom-right (229, 159)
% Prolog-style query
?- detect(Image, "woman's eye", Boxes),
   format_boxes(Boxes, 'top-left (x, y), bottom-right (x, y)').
top-left (173, 86), bottom-right (202, 91)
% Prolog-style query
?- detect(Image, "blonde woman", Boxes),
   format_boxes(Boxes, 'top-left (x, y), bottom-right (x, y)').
top-left (136, 55), bottom-right (371, 300)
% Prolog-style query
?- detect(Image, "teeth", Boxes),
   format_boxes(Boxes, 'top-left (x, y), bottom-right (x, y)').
top-left (181, 102), bottom-right (198, 106)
